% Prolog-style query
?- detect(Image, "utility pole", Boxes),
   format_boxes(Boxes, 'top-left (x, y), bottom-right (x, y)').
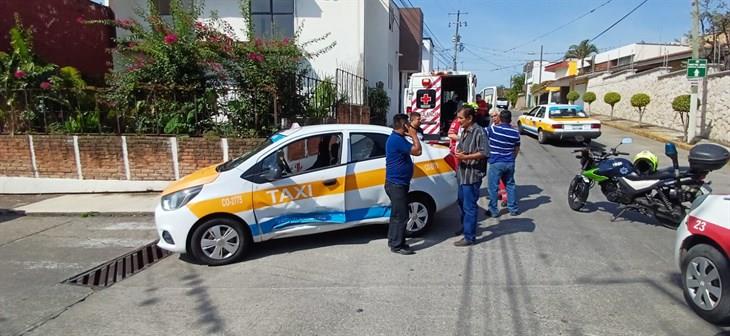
top-left (449, 10), bottom-right (467, 71)
top-left (537, 45), bottom-right (543, 106)
top-left (688, 0), bottom-right (701, 142)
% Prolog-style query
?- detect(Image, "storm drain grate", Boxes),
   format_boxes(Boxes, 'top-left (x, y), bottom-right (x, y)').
top-left (62, 240), bottom-right (171, 289)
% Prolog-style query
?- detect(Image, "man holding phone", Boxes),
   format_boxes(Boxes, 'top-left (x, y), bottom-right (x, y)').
top-left (385, 114), bottom-right (422, 255)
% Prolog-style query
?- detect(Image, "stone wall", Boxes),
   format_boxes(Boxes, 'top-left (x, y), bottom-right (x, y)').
top-left (585, 67), bottom-right (730, 144)
top-left (0, 135), bottom-right (263, 181)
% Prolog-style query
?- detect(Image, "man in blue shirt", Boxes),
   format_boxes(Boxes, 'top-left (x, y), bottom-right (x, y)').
top-left (487, 110), bottom-right (521, 217)
top-left (385, 114), bottom-right (422, 255)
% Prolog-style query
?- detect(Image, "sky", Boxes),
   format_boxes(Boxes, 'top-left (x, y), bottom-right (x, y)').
top-left (410, 0), bottom-right (692, 88)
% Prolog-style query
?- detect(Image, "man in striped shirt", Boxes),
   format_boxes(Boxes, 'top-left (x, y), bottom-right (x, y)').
top-left (486, 110), bottom-right (521, 217)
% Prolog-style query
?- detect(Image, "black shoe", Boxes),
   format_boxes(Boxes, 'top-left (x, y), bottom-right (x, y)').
top-left (453, 238), bottom-right (474, 247)
top-left (454, 229), bottom-right (463, 236)
top-left (391, 247), bottom-right (415, 255)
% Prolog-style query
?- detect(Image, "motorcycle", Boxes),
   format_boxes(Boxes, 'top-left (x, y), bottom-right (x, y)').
top-left (567, 137), bottom-right (728, 227)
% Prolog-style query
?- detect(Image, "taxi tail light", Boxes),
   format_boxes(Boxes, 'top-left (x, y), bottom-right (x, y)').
top-left (552, 124), bottom-right (563, 129)
top-left (444, 153), bottom-right (458, 171)
top-left (591, 124), bottom-right (601, 129)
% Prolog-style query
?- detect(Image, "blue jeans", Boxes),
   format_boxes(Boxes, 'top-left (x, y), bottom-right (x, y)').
top-left (488, 161), bottom-right (518, 215)
top-left (458, 181), bottom-right (482, 242)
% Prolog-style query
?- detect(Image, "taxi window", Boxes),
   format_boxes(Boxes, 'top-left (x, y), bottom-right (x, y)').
top-left (549, 107), bottom-right (587, 118)
top-left (274, 133), bottom-right (343, 177)
top-left (350, 133), bottom-right (387, 162)
top-left (535, 107), bottom-right (546, 118)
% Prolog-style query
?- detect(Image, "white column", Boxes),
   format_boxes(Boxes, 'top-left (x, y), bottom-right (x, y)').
top-left (73, 135), bottom-right (83, 180)
top-left (28, 135), bottom-right (39, 178)
top-left (221, 138), bottom-right (229, 162)
top-left (121, 136), bottom-right (131, 180)
top-left (170, 137), bottom-right (180, 180)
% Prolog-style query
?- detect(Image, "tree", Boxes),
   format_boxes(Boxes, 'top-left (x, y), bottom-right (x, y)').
top-left (604, 92), bottom-right (621, 120)
top-left (699, 0), bottom-right (730, 69)
top-left (565, 39), bottom-right (599, 74)
top-left (566, 90), bottom-right (580, 104)
top-left (506, 73), bottom-right (526, 107)
top-left (631, 93), bottom-right (651, 127)
top-left (583, 91), bottom-right (596, 112)
top-left (672, 94), bottom-right (700, 141)
top-left (368, 81), bottom-right (389, 126)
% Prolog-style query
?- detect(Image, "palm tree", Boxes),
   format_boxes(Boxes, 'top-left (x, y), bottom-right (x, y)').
top-left (565, 40), bottom-right (599, 74)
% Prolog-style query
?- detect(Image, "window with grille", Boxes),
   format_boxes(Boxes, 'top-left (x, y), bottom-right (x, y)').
top-left (251, 0), bottom-right (295, 39)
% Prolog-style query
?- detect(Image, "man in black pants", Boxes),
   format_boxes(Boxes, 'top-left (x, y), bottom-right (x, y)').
top-left (385, 114), bottom-right (422, 255)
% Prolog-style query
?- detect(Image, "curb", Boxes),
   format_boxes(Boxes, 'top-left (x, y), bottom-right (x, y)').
top-left (599, 119), bottom-right (694, 151)
top-left (1, 210), bottom-right (154, 217)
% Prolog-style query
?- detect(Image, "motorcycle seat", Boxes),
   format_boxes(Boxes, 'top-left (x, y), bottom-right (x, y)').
top-left (625, 166), bottom-right (691, 181)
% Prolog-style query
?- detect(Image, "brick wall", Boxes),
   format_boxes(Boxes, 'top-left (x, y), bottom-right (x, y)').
top-left (77, 136), bottom-right (125, 180)
top-left (178, 137), bottom-right (224, 176)
top-left (0, 136), bottom-right (33, 177)
top-left (0, 135), bottom-right (264, 181)
top-left (33, 135), bottom-right (77, 179)
top-left (126, 137), bottom-right (174, 181)
top-left (336, 104), bottom-right (371, 124)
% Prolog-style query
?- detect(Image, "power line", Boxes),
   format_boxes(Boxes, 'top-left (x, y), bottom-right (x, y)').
top-left (503, 0), bottom-right (615, 52)
top-left (589, 0), bottom-right (650, 42)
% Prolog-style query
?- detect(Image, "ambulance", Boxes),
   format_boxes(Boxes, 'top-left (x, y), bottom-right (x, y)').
top-left (155, 124), bottom-right (459, 265)
top-left (403, 71), bottom-right (478, 139)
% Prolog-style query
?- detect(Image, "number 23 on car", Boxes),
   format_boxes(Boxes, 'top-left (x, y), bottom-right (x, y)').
top-left (155, 124), bottom-right (459, 265)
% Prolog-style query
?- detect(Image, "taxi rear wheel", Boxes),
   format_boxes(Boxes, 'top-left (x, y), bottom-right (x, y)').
top-left (682, 244), bottom-right (730, 325)
top-left (538, 129), bottom-right (548, 144)
top-left (517, 122), bottom-right (524, 135)
top-left (405, 194), bottom-right (434, 237)
top-left (190, 217), bottom-right (251, 266)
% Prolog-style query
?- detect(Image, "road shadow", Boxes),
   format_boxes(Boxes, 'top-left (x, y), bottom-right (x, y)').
top-left (577, 201), bottom-right (674, 228)
top-left (0, 212), bottom-right (25, 224)
top-left (476, 218), bottom-right (536, 244)
top-left (480, 184), bottom-right (549, 214)
top-left (181, 268), bottom-right (226, 333)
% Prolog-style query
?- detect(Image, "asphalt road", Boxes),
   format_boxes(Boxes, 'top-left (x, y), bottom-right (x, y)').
top-left (3, 125), bottom-right (730, 336)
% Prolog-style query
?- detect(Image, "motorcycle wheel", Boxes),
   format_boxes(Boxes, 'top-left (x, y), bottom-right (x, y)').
top-left (568, 175), bottom-right (589, 211)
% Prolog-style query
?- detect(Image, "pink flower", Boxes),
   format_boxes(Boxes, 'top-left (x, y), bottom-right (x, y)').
top-left (164, 34), bottom-right (178, 45)
top-left (40, 81), bottom-right (51, 90)
top-left (247, 52), bottom-right (264, 62)
top-left (116, 19), bottom-right (133, 28)
top-left (14, 70), bottom-right (26, 79)
top-left (194, 21), bottom-right (204, 30)
top-left (282, 38), bottom-right (290, 44)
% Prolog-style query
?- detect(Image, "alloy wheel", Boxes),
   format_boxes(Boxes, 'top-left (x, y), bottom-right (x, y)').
top-left (686, 256), bottom-right (723, 311)
top-left (200, 224), bottom-right (240, 260)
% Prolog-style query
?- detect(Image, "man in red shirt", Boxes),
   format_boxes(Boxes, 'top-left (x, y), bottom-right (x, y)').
top-left (475, 94), bottom-right (490, 127)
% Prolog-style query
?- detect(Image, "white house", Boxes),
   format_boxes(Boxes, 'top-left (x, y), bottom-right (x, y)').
top-left (106, 0), bottom-right (403, 119)
top-left (523, 60), bottom-right (555, 108)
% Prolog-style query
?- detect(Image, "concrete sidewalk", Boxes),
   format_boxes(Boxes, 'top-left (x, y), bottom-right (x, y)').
top-left (5, 193), bottom-right (158, 216)
top-left (593, 114), bottom-right (729, 150)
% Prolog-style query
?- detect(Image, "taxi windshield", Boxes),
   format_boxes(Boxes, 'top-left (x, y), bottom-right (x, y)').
top-left (549, 107), bottom-right (587, 118)
top-left (216, 135), bottom-right (278, 172)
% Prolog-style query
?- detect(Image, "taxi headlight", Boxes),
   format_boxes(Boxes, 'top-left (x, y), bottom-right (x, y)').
top-left (161, 186), bottom-right (203, 211)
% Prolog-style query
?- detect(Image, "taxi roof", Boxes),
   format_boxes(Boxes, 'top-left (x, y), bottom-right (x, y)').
top-left (285, 124), bottom-right (392, 137)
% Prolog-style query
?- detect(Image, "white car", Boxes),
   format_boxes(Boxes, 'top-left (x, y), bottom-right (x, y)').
top-left (155, 124), bottom-right (458, 265)
top-left (675, 193), bottom-right (730, 325)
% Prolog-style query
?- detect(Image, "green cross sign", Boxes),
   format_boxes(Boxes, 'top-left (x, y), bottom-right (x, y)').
top-left (687, 59), bottom-right (707, 79)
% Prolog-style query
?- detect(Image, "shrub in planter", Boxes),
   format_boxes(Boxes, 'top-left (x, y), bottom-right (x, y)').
top-left (604, 92), bottom-right (621, 120)
top-left (630, 93), bottom-right (651, 127)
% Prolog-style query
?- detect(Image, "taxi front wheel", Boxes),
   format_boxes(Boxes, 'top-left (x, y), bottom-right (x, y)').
top-left (405, 194), bottom-right (434, 237)
top-left (190, 217), bottom-right (252, 266)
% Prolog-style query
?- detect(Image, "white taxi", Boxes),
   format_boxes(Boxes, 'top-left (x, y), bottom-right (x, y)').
top-left (155, 124), bottom-right (458, 265)
top-left (517, 104), bottom-right (601, 143)
top-left (675, 193), bottom-right (730, 325)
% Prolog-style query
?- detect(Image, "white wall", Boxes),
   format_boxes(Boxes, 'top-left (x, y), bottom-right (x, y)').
top-left (586, 67), bottom-right (730, 144)
top-left (421, 39), bottom-right (433, 73)
top-left (589, 43), bottom-right (690, 64)
top-left (199, 0), bottom-right (249, 41)
top-left (296, 0), bottom-right (365, 78)
top-left (364, 0), bottom-right (400, 120)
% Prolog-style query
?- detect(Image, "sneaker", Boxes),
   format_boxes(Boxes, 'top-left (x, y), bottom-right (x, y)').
top-left (390, 247), bottom-right (415, 255)
top-left (486, 209), bottom-right (499, 218)
top-left (509, 210), bottom-right (520, 216)
top-left (453, 238), bottom-right (474, 247)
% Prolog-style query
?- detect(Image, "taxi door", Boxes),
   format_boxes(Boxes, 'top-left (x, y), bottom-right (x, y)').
top-left (246, 132), bottom-right (346, 239)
